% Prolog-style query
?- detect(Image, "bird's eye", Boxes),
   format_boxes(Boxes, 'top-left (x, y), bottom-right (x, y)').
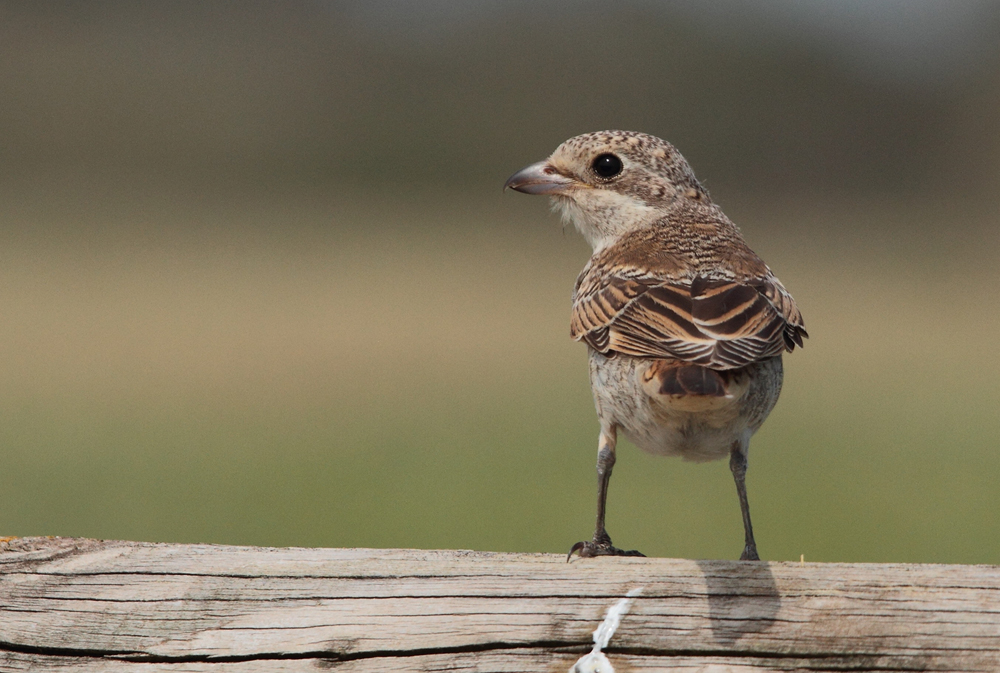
top-left (592, 153), bottom-right (623, 179)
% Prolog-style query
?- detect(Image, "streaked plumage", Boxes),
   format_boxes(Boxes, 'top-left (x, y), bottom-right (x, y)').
top-left (506, 130), bottom-right (806, 561)
top-left (571, 234), bottom-right (805, 368)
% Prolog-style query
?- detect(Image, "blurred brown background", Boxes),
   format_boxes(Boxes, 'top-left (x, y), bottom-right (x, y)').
top-left (1, 0), bottom-right (998, 563)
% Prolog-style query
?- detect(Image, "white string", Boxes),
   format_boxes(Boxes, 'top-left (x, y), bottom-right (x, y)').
top-left (570, 587), bottom-right (644, 673)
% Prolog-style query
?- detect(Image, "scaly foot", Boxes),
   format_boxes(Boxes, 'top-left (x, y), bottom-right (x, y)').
top-left (567, 534), bottom-right (645, 561)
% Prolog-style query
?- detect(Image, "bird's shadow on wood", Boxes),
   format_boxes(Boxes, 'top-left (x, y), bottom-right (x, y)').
top-left (694, 559), bottom-right (781, 646)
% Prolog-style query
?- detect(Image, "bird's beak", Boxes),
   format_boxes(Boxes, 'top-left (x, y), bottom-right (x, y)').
top-left (504, 161), bottom-right (574, 195)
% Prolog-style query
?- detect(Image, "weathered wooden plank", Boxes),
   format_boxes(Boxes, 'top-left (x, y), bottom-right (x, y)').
top-left (11, 649), bottom-right (972, 672)
top-left (1, 537), bottom-right (998, 672)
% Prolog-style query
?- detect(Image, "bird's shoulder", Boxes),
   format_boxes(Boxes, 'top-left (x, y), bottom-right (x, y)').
top-left (571, 223), bottom-right (806, 369)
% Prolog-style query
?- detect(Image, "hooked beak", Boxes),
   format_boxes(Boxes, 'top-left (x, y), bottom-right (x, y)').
top-left (504, 161), bottom-right (575, 195)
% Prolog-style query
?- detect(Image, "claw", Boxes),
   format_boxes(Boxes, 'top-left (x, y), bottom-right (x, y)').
top-left (567, 539), bottom-right (646, 562)
top-left (567, 541), bottom-right (588, 562)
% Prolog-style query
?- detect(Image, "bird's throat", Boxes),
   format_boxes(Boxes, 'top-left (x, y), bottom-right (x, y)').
top-left (551, 192), bottom-right (662, 253)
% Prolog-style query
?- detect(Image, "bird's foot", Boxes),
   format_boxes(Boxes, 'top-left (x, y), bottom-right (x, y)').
top-left (739, 544), bottom-right (760, 561)
top-left (567, 534), bottom-right (645, 561)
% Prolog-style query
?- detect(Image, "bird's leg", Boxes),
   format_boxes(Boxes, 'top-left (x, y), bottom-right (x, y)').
top-left (592, 434), bottom-right (616, 544)
top-left (568, 427), bottom-right (645, 560)
top-left (730, 444), bottom-right (760, 561)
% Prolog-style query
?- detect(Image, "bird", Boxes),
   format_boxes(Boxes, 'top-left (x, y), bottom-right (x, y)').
top-left (504, 131), bottom-right (806, 561)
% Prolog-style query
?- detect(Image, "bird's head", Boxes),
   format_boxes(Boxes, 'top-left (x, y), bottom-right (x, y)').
top-left (505, 131), bottom-right (707, 251)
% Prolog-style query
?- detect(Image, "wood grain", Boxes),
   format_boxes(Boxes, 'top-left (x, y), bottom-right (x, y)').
top-left (1, 537), bottom-right (998, 671)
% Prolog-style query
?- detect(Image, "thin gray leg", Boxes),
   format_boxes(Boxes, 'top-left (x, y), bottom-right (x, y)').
top-left (730, 444), bottom-right (760, 561)
top-left (568, 427), bottom-right (645, 560)
top-left (591, 441), bottom-right (616, 547)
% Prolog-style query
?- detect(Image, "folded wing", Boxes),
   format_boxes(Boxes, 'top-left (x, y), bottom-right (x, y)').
top-left (572, 265), bottom-right (806, 370)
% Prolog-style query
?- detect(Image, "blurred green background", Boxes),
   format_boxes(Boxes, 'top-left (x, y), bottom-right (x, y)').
top-left (1, 1), bottom-right (998, 564)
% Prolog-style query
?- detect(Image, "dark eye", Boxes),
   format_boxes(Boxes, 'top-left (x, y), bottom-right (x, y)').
top-left (592, 153), bottom-right (623, 178)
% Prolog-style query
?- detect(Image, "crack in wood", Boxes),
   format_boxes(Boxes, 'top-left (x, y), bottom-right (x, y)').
top-left (0, 638), bottom-right (588, 664)
top-left (0, 637), bottom-right (953, 666)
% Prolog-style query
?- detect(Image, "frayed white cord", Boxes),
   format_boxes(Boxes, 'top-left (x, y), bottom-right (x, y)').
top-left (570, 587), bottom-right (644, 673)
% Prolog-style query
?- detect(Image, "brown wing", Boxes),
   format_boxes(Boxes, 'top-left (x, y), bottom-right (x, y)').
top-left (572, 267), bottom-right (807, 370)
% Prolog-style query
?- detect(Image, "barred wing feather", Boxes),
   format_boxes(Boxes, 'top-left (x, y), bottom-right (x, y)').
top-left (571, 271), bottom-right (806, 370)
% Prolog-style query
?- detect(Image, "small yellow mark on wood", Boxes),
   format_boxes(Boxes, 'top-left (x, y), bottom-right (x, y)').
top-left (0, 537), bottom-right (17, 543)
